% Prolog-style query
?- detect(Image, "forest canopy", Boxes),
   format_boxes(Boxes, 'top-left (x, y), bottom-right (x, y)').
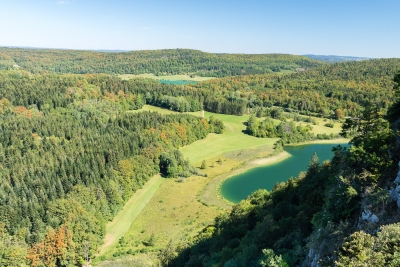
top-left (0, 70), bottom-right (225, 266)
top-left (0, 48), bottom-right (322, 76)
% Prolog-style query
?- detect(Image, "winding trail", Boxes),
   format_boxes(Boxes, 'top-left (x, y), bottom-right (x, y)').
top-left (98, 174), bottom-right (164, 256)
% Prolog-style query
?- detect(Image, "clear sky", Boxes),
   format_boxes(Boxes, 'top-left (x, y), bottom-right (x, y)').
top-left (0, 0), bottom-right (398, 58)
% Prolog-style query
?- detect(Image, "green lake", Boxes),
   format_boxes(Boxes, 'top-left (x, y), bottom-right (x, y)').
top-left (221, 143), bottom-right (348, 203)
top-left (158, 79), bottom-right (197, 85)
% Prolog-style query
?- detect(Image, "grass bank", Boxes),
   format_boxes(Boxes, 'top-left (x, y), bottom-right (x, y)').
top-left (182, 110), bottom-right (279, 163)
top-left (198, 148), bottom-right (291, 209)
top-left (284, 138), bottom-right (350, 146)
top-left (105, 176), bottom-right (221, 260)
top-left (97, 175), bottom-right (164, 257)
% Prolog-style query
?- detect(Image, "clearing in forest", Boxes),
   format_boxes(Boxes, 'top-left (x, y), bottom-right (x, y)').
top-left (98, 175), bottom-right (164, 256)
top-left (118, 73), bottom-right (215, 82)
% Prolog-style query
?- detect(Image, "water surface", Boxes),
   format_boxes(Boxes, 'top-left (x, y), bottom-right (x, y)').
top-left (221, 143), bottom-right (348, 203)
top-left (158, 79), bottom-right (197, 85)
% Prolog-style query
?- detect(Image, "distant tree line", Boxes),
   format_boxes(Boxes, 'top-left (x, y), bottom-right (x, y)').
top-left (2, 58), bottom-right (398, 119)
top-left (0, 48), bottom-right (322, 77)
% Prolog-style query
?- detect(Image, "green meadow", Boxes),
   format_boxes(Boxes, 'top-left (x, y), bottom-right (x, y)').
top-left (96, 105), bottom-right (345, 264)
top-left (182, 110), bottom-right (279, 163)
top-left (97, 175), bottom-right (164, 257)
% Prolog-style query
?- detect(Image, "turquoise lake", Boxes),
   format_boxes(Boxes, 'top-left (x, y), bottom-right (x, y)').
top-left (158, 79), bottom-right (197, 85)
top-left (220, 143), bottom-right (348, 203)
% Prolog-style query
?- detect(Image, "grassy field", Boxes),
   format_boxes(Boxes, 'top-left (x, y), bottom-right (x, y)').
top-left (128, 105), bottom-right (178, 115)
top-left (305, 117), bottom-right (343, 135)
top-left (97, 175), bottom-right (164, 257)
top-left (130, 106), bottom-right (342, 163)
top-left (182, 110), bottom-right (279, 163)
top-left (98, 176), bottom-right (221, 265)
top-left (118, 73), bottom-right (215, 82)
top-left (97, 105), bottom-right (346, 265)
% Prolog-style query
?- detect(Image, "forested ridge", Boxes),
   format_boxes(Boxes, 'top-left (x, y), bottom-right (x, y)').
top-left (0, 70), bottom-right (225, 266)
top-left (2, 52), bottom-right (398, 119)
top-left (168, 72), bottom-right (400, 267)
top-left (0, 48), bottom-right (322, 77)
top-left (182, 58), bottom-right (400, 117)
top-left (1, 48), bottom-right (400, 266)
top-left (120, 58), bottom-right (400, 120)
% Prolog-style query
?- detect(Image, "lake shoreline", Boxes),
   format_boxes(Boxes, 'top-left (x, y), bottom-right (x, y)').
top-left (199, 150), bottom-right (291, 209)
top-left (283, 138), bottom-right (350, 146)
top-left (204, 138), bottom-right (350, 208)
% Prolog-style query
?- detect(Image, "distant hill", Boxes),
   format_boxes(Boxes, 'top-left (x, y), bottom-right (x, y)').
top-left (0, 47), bottom-right (323, 77)
top-left (304, 54), bottom-right (370, 63)
top-left (1, 46), bottom-right (130, 53)
top-left (94, 49), bottom-right (130, 53)
top-left (304, 54), bottom-right (371, 63)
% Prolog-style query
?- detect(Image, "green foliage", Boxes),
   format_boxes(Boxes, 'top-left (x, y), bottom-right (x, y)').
top-left (159, 149), bottom-right (189, 178)
top-left (208, 116), bottom-right (225, 133)
top-left (171, 151), bottom-right (340, 266)
top-left (336, 231), bottom-right (385, 267)
top-left (0, 223), bottom-right (28, 267)
top-left (346, 105), bottom-right (395, 174)
top-left (174, 88), bottom-right (399, 266)
top-left (0, 71), bottom-right (226, 264)
top-left (0, 48), bottom-right (322, 76)
top-left (189, 58), bottom-right (400, 117)
top-left (387, 70), bottom-right (400, 125)
top-left (324, 122), bottom-right (334, 128)
top-left (336, 224), bottom-right (400, 267)
top-left (158, 239), bottom-right (177, 266)
top-left (201, 160), bottom-right (207, 169)
top-left (142, 233), bottom-right (156, 247)
top-left (1, 49), bottom-right (400, 267)
top-left (245, 114), bottom-right (321, 143)
top-left (259, 249), bottom-right (289, 267)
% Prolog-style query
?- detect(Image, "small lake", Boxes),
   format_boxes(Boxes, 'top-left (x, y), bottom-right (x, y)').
top-left (220, 143), bottom-right (348, 203)
top-left (158, 79), bottom-right (197, 85)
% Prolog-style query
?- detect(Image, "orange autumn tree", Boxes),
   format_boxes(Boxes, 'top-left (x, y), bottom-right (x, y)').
top-left (27, 225), bottom-right (73, 267)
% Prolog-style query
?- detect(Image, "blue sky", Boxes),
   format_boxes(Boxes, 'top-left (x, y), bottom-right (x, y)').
top-left (0, 0), bottom-right (398, 57)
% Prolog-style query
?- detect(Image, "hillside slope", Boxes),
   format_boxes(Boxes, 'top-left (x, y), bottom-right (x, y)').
top-left (0, 48), bottom-right (322, 76)
top-left (169, 72), bottom-right (400, 267)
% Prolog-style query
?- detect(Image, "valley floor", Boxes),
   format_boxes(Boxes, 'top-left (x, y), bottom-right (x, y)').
top-left (95, 105), bottom-right (348, 265)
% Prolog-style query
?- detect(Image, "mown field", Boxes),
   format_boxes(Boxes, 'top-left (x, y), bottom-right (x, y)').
top-left (98, 175), bottom-right (164, 257)
top-left (182, 110), bottom-right (279, 163)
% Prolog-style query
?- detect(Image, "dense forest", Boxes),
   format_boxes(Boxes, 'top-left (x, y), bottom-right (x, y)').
top-left (2, 48), bottom-right (397, 119)
top-left (0, 48), bottom-right (322, 77)
top-left (0, 70), bottom-right (224, 266)
top-left (184, 58), bottom-right (400, 117)
top-left (169, 72), bottom-right (400, 267)
top-left (115, 58), bottom-right (400, 118)
top-left (1, 47), bottom-right (400, 266)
